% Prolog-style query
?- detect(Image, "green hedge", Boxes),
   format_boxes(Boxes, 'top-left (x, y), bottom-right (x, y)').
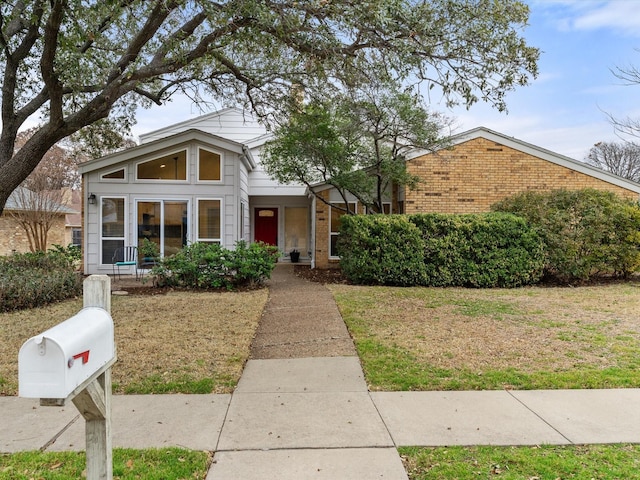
top-left (151, 241), bottom-right (278, 289)
top-left (338, 213), bottom-right (544, 287)
top-left (0, 248), bottom-right (82, 312)
top-left (337, 215), bottom-right (427, 286)
top-left (493, 189), bottom-right (640, 282)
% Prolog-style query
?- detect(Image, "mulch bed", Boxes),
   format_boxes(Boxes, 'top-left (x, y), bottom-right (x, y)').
top-left (293, 265), bottom-right (348, 284)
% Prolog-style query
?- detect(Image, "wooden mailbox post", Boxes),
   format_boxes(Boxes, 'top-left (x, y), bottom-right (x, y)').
top-left (19, 275), bottom-right (116, 480)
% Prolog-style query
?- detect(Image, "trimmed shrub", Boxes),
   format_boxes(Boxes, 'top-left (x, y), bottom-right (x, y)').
top-left (409, 213), bottom-right (545, 287)
top-left (337, 212), bottom-right (544, 287)
top-left (493, 189), bottom-right (640, 282)
top-left (0, 249), bottom-right (82, 312)
top-left (337, 214), bottom-right (427, 286)
top-left (151, 241), bottom-right (278, 289)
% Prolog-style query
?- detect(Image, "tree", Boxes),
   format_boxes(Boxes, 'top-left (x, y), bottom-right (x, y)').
top-left (0, 0), bottom-right (539, 215)
top-left (608, 51), bottom-right (640, 138)
top-left (262, 84), bottom-right (452, 212)
top-left (9, 128), bottom-right (78, 251)
top-left (585, 141), bottom-right (640, 183)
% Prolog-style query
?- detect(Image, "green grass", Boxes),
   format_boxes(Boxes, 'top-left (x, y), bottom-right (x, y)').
top-left (354, 337), bottom-right (640, 391)
top-left (331, 284), bottom-right (640, 391)
top-left (119, 374), bottom-right (218, 395)
top-left (0, 448), bottom-right (210, 479)
top-left (400, 444), bottom-right (640, 479)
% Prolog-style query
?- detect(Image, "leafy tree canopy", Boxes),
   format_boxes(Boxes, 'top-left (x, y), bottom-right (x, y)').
top-left (262, 83), bottom-right (452, 212)
top-left (0, 0), bottom-right (538, 214)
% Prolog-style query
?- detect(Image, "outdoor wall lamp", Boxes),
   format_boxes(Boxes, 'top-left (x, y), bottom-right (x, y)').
top-left (88, 193), bottom-right (97, 205)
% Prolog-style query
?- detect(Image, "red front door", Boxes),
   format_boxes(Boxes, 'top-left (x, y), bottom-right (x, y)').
top-left (254, 208), bottom-right (278, 245)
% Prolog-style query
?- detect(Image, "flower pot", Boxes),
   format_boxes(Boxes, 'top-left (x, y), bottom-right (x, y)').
top-left (290, 251), bottom-right (300, 263)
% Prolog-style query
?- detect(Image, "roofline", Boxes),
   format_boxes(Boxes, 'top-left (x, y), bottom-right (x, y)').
top-left (79, 128), bottom-right (255, 174)
top-left (406, 127), bottom-right (640, 194)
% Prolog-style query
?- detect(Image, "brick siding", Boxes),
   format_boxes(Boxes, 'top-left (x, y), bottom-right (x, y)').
top-left (0, 214), bottom-right (66, 256)
top-left (404, 137), bottom-right (637, 214)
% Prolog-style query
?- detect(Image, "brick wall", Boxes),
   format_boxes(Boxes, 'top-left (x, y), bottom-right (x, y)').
top-left (405, 137), bottom-right (638, 214)
top-left (0, 214), bottom-right (67, 256)
top-left (314, 191), bottom-right (336, 269)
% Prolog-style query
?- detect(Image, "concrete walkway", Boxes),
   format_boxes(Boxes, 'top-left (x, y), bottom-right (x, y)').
top-left (3, 265), bottom-right (640, 479)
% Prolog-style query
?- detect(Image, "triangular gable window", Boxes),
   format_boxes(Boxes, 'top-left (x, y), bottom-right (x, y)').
top-left (101, 168), bottom-right (125, 180)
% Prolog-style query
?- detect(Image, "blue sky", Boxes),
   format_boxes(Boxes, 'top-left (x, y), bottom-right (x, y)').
top-left (133, 0), bottom-right (640, 162)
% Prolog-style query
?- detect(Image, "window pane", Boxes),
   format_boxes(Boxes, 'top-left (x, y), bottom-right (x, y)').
top-left (102, 169), bottom-right (125, 179)
top-left (137, 151), bottom-right (187, 180)
top-left (330, 235), bottom-right (340, 258)
top-left (101, 198), bottom-right (124, 237)
top-left (330, 203), bottom-right (347, 233)
top-left (198, 199), bottom-right (221, 240)
top-left (164, 201), bottom-right (188, 256)
top-left (199, 149), bottom-right (221, 181)
top-left (138, 201), bottom-right (161, 254)
top-left (102, 239), bottom-right (123, 264)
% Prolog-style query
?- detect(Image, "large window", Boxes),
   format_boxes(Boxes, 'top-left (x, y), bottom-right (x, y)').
top-left (197, 199), bottom-right (222, 243)
top-left (198, 148), bottom-right (221, 181)
top-left (329, 202), bottom-right (356, 258)
top-left (101, 197), bottom-right (125, 264)
top-left (137, 150), bottom-right (187, 180)
top-left (137, 200), bottom-right (188, 257)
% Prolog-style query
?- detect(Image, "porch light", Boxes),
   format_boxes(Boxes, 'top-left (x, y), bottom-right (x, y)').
top-left (88, 193), bottom-right (97, 205)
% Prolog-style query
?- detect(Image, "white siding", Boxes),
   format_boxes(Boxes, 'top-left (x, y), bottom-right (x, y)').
top-left (139, 108), bottom-right (267, 145)
top-left (84, 140), bottom-right (244, 274)
top-left (248, 148), bottom-right (307, 196)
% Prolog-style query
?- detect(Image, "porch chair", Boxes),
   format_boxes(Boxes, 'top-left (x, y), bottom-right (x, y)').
top-left (112, 246), bottom-right (139, 280)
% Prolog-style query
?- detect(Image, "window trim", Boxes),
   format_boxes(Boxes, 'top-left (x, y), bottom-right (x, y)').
top-left (196, 147), bottom-right (224, 183)
top-left (134, 148), bottom-right (189, 183)
top-left (329, 201), bottom-right (356, 259)
top-left (135, 198), bottom-right (190, 257)
top-left (196, 197), bottom-right (224, 244)
top-left (100, 167), bottom-right (127, 182)
top-left (99, 196), bottom-right (126, 266)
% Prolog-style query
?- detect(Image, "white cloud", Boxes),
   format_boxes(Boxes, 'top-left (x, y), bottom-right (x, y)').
top-left (536, 0), bottom-right (640, 37)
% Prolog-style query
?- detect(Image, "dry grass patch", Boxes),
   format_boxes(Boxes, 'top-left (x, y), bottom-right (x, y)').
top-left (0, 289), bottom-right (268, 396)
top-left (329, 282), bottom-right (640, 390)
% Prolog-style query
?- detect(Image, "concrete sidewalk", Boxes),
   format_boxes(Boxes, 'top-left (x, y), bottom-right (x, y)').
top-left (3, 265), bottom-right (640, 479)
top-left (3, 361), bottom-right (640, 476)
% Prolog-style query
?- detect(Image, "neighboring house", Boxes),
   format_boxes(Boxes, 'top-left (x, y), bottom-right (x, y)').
top-left (0, 187), bottom-right (76, 256)
top-left (63, 189), bottom-right (83, 247)
top-left (80, 109), bottom-right (640, 275)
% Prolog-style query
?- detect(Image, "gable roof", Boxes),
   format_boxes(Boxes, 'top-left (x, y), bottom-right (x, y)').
top-left (138, 107), bottom-right (268, 146)
top-left (406, 127), bottom-right (640, 194)
top-left (79, 128), bottom-right (256, 175)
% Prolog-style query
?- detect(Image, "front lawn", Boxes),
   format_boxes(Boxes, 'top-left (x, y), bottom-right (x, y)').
top-left (400, 444), bottom-right (640, 480)
top-left (329, 282), bottom-right (640, 391)
top-left (0, 289), bottom-right (268, 396)
top-left (0, 448), bottom-right (210, 479)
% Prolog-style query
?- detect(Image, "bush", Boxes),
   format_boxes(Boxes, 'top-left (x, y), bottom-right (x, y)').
top-left (0, 249), bottom-right (82, 312)
top-left (151, 241), bottom-right (278, 289)
top-left (493, 189), bottom-right (640, 282)
top-left (337, 213), bottom-right (544, 287)
top-left (338, 215), bottom-right (427, 286)
top-left (410, 213), bottom-right (545, 288)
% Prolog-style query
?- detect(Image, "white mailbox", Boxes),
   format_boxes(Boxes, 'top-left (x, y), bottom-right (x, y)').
top-left (19, 307), bottom-right (115, 400)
